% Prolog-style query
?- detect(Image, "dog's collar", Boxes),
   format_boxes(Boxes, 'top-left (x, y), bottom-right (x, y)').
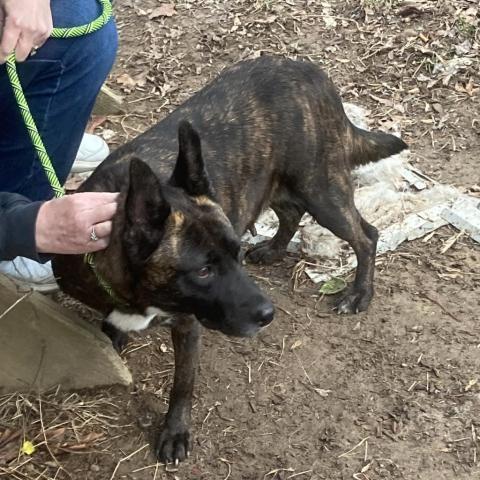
top-left (84, 253), bottom-right (131, 308)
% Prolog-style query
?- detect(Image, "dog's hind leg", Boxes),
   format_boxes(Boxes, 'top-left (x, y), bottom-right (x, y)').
top-left (304, 176), bottom-right (378, 314)
top-left (246, 199), bottom-right (305, 264)
top-left (155, 316), bottom-right (201, 464)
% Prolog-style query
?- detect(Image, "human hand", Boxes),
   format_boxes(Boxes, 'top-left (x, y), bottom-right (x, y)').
top-left (35, 192), bottom-right (120, 255)
top-left (0, 0), bottom-right (53, 63)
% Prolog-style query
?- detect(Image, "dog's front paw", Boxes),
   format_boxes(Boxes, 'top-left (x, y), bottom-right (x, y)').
top-left (246, 242), bottom-right (284, 265)
top-left (336, 288), bottom-right (372, 314)
top-left (101, 322), bottom-right (130, 353)
top-left (155, 424), bottom-right (190, 465)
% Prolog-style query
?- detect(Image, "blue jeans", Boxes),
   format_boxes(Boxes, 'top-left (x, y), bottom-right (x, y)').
top-left (0, 0), bottom-right (118, 201)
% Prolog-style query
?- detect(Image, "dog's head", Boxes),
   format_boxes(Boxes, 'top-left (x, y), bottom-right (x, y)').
top-left (121, 121), bottom-right (274, 337)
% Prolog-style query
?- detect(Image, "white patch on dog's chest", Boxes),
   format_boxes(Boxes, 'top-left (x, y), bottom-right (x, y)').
top-left (105, 307), bottom-right (172, 332)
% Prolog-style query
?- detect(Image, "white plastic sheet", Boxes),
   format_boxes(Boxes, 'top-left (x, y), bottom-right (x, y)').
top-left (243, 103), bottom-right (478, 284)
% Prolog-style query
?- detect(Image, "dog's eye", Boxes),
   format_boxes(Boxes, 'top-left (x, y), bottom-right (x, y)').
top-left (197, 266), bottom-right (212, 279)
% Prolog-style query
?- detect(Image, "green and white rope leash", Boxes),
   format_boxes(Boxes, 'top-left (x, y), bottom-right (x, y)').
top-left (5, 0), bottom-right (113, 197)
top-left (5, 0), bottom-right (126, 306)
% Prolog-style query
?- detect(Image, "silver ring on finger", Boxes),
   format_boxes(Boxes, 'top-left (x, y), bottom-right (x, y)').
top-left (30, 46), bottom-right (39, 57)
top-left (90, 226), bottom-right (99, 242)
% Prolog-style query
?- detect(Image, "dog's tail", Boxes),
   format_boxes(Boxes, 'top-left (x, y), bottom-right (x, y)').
top-left (348, 124), bottom-right (408, 168)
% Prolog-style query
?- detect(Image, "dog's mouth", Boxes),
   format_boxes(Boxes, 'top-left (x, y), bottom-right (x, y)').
top-left (196, 316), bottom-right (263, 338)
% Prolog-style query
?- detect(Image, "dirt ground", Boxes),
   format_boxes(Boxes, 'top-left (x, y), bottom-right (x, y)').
top-left (1, 0), bottom-right (480, 479)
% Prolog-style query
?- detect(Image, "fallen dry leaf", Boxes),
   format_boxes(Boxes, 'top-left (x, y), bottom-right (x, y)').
top-left (44, 427), bottom-right (67, 444)
top-left (465, 378), bottom-right (478, 392)
top-left (86, 116), bottom-right (107, 134)
top-left (0, 430), bottom-right (21, 464)
top-left (0, 444), bottom-right (18, 465)
top-left (64, 174), bottom-right (88, 192)
top-left (149, 3), bottom-right (176, 19)
top-left (0, 429), bottom-right (21, 449)
top-left (290, 339), bottom-right (302, 351)
top-left (116, 73), bottom-right (137, 89)
top-left (57, 432), bottom-right (106, 453)
top-left (314, 388), bottom-right (332, 398)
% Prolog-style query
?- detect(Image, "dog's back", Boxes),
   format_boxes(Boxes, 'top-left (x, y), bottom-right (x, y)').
top-left (87, 56), bottom-right (406, 235)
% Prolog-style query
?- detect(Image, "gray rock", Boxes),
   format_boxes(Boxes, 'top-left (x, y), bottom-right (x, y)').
top-left (0, 275), bottom-right (132, 393)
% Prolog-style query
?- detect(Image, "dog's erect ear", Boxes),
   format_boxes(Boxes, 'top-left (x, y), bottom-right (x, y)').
top-left (123, 158), bottom-right (171, 266)
top-left (169, 120), bottom-right (213, 197)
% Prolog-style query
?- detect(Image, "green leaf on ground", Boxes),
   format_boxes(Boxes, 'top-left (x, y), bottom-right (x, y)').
top-left (319, 277), bottom-right (347, 295)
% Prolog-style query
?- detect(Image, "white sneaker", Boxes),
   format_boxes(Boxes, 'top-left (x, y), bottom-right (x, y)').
top-left (0, 258), bottom-right (59, 293)
top-left (71, 133), bottom-right (110, 173)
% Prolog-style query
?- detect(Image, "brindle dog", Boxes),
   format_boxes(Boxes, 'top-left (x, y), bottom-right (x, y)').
top-left (53, 55), bottom-right (407, 464)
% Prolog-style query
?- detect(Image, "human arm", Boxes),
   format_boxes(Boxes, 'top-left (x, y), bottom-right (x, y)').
top-left (0, 192), bottom-right (119, 261)
top-left (0, 192), bottom-right (45, 261)
top-left (35, 192), bottom-right (119, 255)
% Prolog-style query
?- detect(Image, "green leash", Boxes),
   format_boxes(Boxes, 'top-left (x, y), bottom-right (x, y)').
top-left (5, 0), bottom-right (126, 306)
top-left (5, 0), bottom-right (113, 197)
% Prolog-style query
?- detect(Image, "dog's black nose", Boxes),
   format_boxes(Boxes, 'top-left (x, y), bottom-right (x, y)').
top-left (255, 302), bottom-right (275, 327)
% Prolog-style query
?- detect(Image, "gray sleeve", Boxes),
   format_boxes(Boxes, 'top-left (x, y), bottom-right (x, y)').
top-left (0, 192), bottom-right (47, 262)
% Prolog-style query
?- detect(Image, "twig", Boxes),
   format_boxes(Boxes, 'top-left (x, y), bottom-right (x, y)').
top-left (264, 468), bottom-right (294, 479)
top-left (338, 436), bottom-right (370, 458)
top-left (153, 462), bottom-right (159, 480)
top-left (287, 470), bottom-right (313, 479)
top-left (38, 396), bottom-right (68, 478)
top-left (109, 444), bottom-right (149, 480)
top-left (246, 361), bottom-right (252, 384)
top-left (420, 292), bottom-right (460, 322)
top-left (277, 306), bottom-right (293, 316)
top-left (440, 230), bottom-right (464, 254)
top-left (131, 464), bottom-right (160, 473)
top-left (220, 458), bottom-right (232, 480)
top-left (123, 342), bottom-right (152, 356)
top-left (294, 351), bottom-right (313, 386)
top-left (0, 292), bottom-right (31, 320)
